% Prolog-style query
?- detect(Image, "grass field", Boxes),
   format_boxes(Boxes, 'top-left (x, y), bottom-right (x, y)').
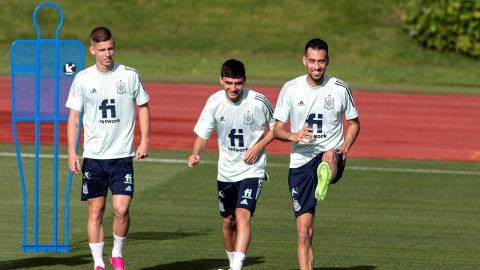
top-left (1, 2), bottom-right (480, 269)
top-left (0, 0), bottom-right (479, 94)
top-left (1, 144), bottom-right (480, 269)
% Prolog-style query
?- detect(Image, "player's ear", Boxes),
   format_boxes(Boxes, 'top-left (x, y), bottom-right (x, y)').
top-left (218, 76), bottom-right (223, 85)
top-left (89, 45), bottom-right (95, 55)
top-left (302, 55), bottom-right (307, 67)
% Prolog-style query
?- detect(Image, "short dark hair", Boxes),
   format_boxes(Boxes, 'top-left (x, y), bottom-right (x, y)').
top-left (220, 59), bottom-right (246, 78)
top-left (90, 27), bottom-right (112, 43)
top-left (305, 38), bottom-right (329, 57)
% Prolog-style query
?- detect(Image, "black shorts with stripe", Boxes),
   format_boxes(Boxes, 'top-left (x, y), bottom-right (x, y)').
top-left (81, 157), bottom-right (134, 201)
top-left (288, 152), bottom-right (345, 218)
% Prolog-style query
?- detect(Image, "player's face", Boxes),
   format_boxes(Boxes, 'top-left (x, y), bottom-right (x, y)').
top-left (220, 76), bottom-right (246, 102)
top-left (90, 39), bottom-right (115, 72)
top-left (303, 48), bottom-right (329, 86)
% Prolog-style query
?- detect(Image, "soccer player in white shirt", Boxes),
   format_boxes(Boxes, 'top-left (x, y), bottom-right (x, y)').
top-left (66, 27), bottom-right (150, 270)
top-left (273, 38), bottom-right (361, 270)
top-left (188, 59), bottom-right (274, 270)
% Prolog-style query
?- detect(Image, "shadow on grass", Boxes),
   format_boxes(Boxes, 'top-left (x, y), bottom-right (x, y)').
top-left (128, 230), bottom-right (206, 241)
top-left (0, 254), bottom-right (91, 269)
top-left (290, 266), bottom-right (376, 270)
top-left (0, 230), bottom-right (207, 269)
top-left (140, 256), bottom-right (264, 270)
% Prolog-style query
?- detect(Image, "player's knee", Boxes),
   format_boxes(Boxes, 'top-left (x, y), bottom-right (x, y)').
top-left (222, 215), bottom-right (236, 230)
top-left (88, 204), bottom-right (105, 219)
top-left (322, 149), bottom-right (337, 163)
top-left (297, 226), bottom-right (313, 245)
top-left (88, 209), bottom-right (104, 223)
top-left (235, 208), bottom-right (251, 222)
top-left (113, 205), bottom-right (130, 220)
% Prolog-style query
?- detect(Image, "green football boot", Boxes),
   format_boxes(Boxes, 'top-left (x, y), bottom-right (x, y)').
top-left (315, 161), bottom-right (332, 200)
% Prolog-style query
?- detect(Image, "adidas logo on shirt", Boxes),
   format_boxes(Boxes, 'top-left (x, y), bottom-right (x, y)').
top-left (219, 116), bottom-right (226, 121)
top-left (297, 101), bottom-right (305, 106)
top-left (90, 88), bottom-right (97, 94)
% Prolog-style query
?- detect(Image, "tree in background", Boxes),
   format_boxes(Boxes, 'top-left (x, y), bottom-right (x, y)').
top-left (403, 0), bottom-right (480, 58)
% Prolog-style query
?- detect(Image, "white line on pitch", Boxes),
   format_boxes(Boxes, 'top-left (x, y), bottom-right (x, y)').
top-left (1, 152), bottom-right (479, 176)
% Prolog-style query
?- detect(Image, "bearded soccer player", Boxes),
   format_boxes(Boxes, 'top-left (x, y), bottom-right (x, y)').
top-left (273, 38), bottom-right (360, 270)
top-left (188, 59), bottom-right (274, 270)
top-left (66, 27), bottom-right (150, 270)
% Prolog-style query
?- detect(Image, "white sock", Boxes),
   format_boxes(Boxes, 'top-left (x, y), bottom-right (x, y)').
top-left (226, 250), bottom-right (235, 268)
top-left (89, 242), bottom-right (105, 268)
top-left (112, 233), bottom-right (127, 258)
top-left (232, 252), bottom-right (246, 270)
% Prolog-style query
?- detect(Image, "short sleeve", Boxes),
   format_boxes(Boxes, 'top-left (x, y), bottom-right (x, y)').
top-left (193, 100), bottom-right (215, 140)
top-left (133, 72), bottom-right (150, 106)
top-left (65, 75), bottom-right (83, 112)
top-left (342, 84), bottom-right (359, 120)
top-left (263, 97), bottom-right (275, 130)
top-left (273, 84), bottom-right (290, 123)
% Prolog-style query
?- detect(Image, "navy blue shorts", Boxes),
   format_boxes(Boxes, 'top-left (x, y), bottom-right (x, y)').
top-left (288, 152), bottom-right (345, 218)
top-left (217, 177), bottom-right (265, 218)
top-left (81, 157), bottom-right (134, 201)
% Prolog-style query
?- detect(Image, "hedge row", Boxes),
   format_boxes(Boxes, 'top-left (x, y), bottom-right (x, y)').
top-left (402, 0), bottom-right (480, 58)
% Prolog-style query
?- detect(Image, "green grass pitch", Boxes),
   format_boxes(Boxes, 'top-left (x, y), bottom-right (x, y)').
top-left (1, 144), bottom-right (480, 269)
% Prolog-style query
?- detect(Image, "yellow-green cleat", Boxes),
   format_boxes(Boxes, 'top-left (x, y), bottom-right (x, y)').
top-left (315, 161), bottom-right (332, 200)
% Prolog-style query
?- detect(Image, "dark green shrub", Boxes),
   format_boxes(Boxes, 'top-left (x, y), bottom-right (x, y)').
top-left (402, 0), bottom-right (480, 58)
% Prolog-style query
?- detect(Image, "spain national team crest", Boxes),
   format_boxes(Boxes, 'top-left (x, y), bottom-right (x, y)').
top-left (244, 112), bottom-right (253, 125)
top-left (324, 96), bottom-right (334, 110)
top-left (116, 80), bottom-right (126, 94)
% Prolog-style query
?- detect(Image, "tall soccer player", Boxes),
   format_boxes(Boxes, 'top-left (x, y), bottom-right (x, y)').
top-left (272, 38), bottom-right (360, 269)
top-left (66, 27), bottom-right (150, 270)
top-left (188, 59), bottom-right (274, 270)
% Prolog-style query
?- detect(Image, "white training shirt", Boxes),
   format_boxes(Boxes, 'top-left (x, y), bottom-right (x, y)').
top-left (66, 64), bottom-right (150, 159)
top-left (194, 88), bottom-right (275, 182)
top-left (273, 75), bottom-right (358, 168)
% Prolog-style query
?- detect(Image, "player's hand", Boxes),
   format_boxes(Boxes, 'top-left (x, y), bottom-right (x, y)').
top-left (244, 146), bottom-right (260, 164)
top-left (335, 146), bottom-right (347, 160)
top-left (135, 143), bottom-right (149, 160)
top-left (188, 154), bottom-right (201, 167)
top-left (68, 152), bottom-right (81, 175)
top-left (291, 127), bottom-right (314, 143)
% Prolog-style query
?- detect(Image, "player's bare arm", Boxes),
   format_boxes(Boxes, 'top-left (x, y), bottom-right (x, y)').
top-left (273, 120), bottom-right (314, 143)
top-left (188, 136), bottom-right (207, 167)
top-left (67, 109), bottom-right (81, 174)
top-left (336, 117), bottom-right (360, 158)
top-left (244, 129), bottom-right (275, 164)
top-left (135, 103), bottom-right (150, 160)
